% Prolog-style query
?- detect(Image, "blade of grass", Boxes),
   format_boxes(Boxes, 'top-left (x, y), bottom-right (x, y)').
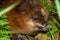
top-left (54, 0), bottom-right (60, 19)
top-left (49, 29), bottom-right (56, 40)
top-left (26, 35), bottom-right (31, 40)
top-left (0, 1), bottom-right (20, 17)
top-left (50, 16), bottom-right (60, 28)
top-left (48, 20), bottom-right (58, 40)
top-left (0, 30), bottom-right (16, 34)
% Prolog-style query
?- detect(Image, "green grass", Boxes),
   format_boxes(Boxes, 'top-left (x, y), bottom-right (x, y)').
top-left (55, 0), bottom-right (60, 19)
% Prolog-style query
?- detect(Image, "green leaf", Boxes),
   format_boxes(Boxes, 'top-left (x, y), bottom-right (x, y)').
top-left (0, 37), bottom-right (10, 40)
top-left (0, 19), bottom-right (8, 25)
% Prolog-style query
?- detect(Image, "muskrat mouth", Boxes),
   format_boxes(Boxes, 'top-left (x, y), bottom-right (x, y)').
top-left (36, 23), bottom-right (51, 31)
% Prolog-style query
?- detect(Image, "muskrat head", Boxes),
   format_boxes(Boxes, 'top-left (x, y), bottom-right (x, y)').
top-left (6, 0), bottom-right (51, 35)
top-left (15, 0), bottom-right (51, 31)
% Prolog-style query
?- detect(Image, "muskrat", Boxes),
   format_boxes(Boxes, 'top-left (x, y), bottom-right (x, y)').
top-left (1, 0), bottom-right (51, 35)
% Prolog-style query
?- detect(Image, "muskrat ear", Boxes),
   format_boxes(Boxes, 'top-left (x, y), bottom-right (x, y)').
top-left (40, 6), bottom-right (49, 21)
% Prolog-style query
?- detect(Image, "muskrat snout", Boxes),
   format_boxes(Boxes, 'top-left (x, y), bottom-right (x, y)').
top-left (36, 23), bottom-right (51, 31)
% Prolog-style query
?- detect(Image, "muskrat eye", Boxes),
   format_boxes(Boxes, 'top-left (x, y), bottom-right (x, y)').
top-left (33, 17), bottom-right (38, 20)
top-left (31, 16), bottom-right (39, 21)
